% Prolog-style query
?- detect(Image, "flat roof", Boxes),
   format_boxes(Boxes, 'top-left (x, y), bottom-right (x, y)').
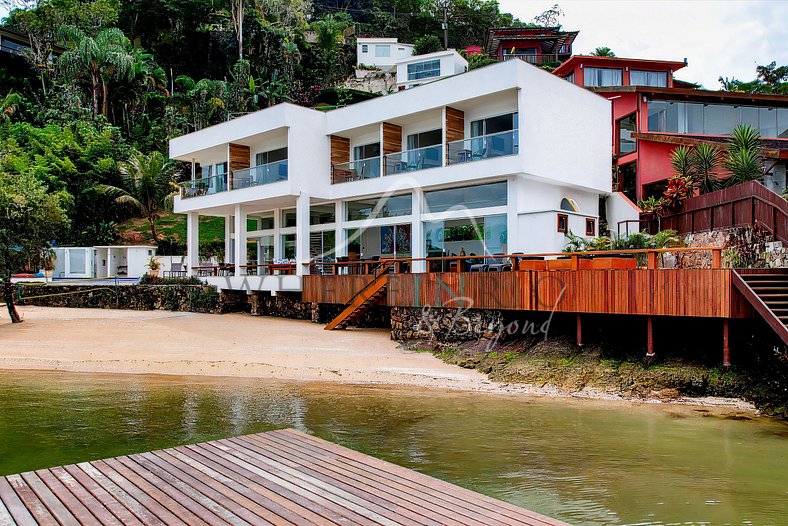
top-left (553, 55), bottom-right (687, 76)
top-left (590, 85), bottom-right (788, 107)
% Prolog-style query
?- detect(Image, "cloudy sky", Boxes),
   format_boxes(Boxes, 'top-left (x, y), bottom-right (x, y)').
top-left (501, 0), bottom-right (788, 88)
top-left (1, 1), bottom-right (785, 88)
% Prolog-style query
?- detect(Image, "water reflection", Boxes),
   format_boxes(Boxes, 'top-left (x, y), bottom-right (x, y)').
top-left (0, 371), bottom-right (785, 525)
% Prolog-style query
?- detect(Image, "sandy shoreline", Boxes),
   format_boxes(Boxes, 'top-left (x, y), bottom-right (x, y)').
top-left (0, 306), bottom-right (757, 413)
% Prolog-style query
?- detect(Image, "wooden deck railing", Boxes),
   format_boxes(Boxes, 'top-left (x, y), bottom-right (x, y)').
top-left (652, 181), bottom-right (788, 244)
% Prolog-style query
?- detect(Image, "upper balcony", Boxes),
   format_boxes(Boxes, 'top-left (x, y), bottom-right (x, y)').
top-left (180, 159), bottom-right (288, 199)
top-left (500, 52), bottom-right (570, 66)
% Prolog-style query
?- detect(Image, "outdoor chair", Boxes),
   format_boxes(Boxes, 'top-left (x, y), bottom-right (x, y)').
top-left (164, 262), bottom-right (187, 278)
top-left (469, 261), bottom-right (488, 272)
top-left (488, 254), bottom-right (513, 272)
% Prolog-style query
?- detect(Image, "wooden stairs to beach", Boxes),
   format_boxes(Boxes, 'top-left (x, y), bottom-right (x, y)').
top-left (733, 270), bottom-right (788, 345)
top-left (325, 262), bottom-right (392, 330)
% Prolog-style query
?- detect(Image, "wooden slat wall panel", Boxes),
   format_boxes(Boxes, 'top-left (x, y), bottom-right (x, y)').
top-left (382, 123), bottom-right (402, 155)
top-left (330, 135), bottom-right (350, 164)
top-left (303, 275), bottom-right (374, 304)
top-left (444, 107), bottom-right (464, 143)
top-left (228, 143), bottom-right (250, 172)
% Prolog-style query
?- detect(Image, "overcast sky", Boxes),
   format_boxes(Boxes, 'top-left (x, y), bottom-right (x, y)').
top-left (2, 1), bottom-right (785, 89)
top-left (501, 0), bottom-right (788, 88)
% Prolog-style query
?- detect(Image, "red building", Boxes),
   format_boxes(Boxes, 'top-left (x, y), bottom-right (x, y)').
top-left (485, 27), bottom-right (577, 67)
top-left (553, 56), bottom-right (788, 203)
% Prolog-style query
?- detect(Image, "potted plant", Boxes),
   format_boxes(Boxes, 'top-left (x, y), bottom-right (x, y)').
top-left (147, 256), bottom-right (161, 278)
top-left (40, 247), bottom-right (56, 281)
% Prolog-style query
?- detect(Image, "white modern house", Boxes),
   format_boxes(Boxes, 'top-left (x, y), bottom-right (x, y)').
top-left (52, 245), bottom-right (156, 279)
top-left (356, 38), bottom-right (414, 70)
top-left (170, 59), bottom-right (612, 293)
top-left (395, 50), bottom-right (468, 89)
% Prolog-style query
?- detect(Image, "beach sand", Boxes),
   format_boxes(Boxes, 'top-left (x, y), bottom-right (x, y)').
top-left (0, 307), bottom-right (757, 413)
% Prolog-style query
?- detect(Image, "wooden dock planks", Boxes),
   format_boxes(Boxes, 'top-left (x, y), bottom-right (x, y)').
top-left (0, 429), bottom-right (568, 526)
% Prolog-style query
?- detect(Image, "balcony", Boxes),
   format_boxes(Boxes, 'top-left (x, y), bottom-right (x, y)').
top-left (384, 145), bottom-right (442, 176)
top-left (501, 53), bottom-right (569, 66)
top-left (446, 130), bottom-right (518, 165)
top-left (332, 157), bottom-right (381, 183)
top-left (180, 160), bottom-right (288, 199)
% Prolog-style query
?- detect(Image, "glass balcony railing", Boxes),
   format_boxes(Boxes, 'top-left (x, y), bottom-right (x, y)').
top-left (332, 157), bottom-right (381, 183)
top-left (384, 145), bottom-right (443, 176)
top-left (231, 160), bottom-right (288, 190)
top-left (446, 130), bottom-right (519, 165)
top-left (180, 174), bottom-right (228, 199)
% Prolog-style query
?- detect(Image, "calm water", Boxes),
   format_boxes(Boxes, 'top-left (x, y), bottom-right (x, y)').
top-left (0, 371), bottom-right (786, 525)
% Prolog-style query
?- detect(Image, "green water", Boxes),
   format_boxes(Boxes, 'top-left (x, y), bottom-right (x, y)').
top-left (0, 371), bottom-right (786, 525)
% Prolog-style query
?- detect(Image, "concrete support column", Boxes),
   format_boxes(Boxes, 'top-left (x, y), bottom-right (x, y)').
top-left (186, 211), bottom-right (199, 275)
top-left (273, 209), bottom-right (282, 261)
top-left (224, 214), bottom-right (233, 264)
top-left (576, 314), bottom-right (583, 347)
top-left (723, 319), bottom-right (731, 367)
top-left (296, 193), bottom-right (311, 276)
top-left (105, 248), bottom-right (111, 278)
top-left (335, 201), bottom-right (347, 259)
top-left (234, 205), bottom-right (247, 276)
top-left (506, 177), bottom-right (520, 254)
top-left (646, 316), bottom-right (655, 357)
top-left (411, 188), bottom-right (425, 273)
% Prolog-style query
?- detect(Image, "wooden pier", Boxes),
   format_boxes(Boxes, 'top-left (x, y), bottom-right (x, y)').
top-left (0, 428), bottom-right (567, 525)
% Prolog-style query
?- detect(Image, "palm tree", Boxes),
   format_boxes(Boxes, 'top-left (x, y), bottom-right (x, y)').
top-left (57, 26), bottom-right (134, 117)
top-left (99, 151), bottom-right (176, 241)
top-left (591, 47), bottom-right (616, 57)
top-left (670, 145), bottom-right (694, 179)
top-left (691, 143), bottom-right (722, 194)
top-left (725, 124), bottom-right (764, 185)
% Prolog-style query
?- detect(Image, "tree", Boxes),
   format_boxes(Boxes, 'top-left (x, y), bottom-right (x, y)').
top-left (531, 3), bottom-right (563, 28)
top-left (591, 47), bottom-right (616, 57)
top-left (725, 124), bottom-right (764, 185)
top-left (99, 151), bottom-right (176, 241)
top-left (718, 62), bottom-right (788, 95)
top-left (691, 143), bottom-right (722, 194)
top-left (413, 35), bottom-right (443, 55)
top-left (0, 91), bottom-right (23, 122)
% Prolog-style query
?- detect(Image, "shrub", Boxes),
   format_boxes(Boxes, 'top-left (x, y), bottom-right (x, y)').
top-left (139, 274), bottom-right (203, 285)
top-left (413, 35), bottom-right (443, 55)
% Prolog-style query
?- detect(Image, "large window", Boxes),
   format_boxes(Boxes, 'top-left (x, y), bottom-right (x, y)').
top-left (407, 59), bottom-right (441, 81)
top-left (281, 209), bottom-right (297, 228)
top-left (310, 204), bottom-right (335, 225)
top-left (471, 113), bottom-right (518, 136)
top-left (281, 234), bottom-right (296, 260)
top-left (354, 142), bottom-right (380, 160)
top-left (346, 194), bottom-right (412, 221)
top-left (424, 182), bottom-right (507, 213)
top-left (425, 214), bottom-right (508, 258)
top-left (375, 45), bottom-right (390, 57)
top-left (407, 129), bottom-right (442, 150)
top-left (584, 67), bottom-right (622, 87)
top-left (618, 113), bottom-right (637, 155)
top-left (648, 99), bottom-right (788, 138)
top-left (630, 70), bottom-right (667, 87)
top-left (255, 147), bottom-right (287, 166)
top-left (564, 72), bottom-right (575, 84)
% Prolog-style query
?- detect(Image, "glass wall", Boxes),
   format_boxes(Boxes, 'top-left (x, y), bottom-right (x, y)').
top-left (407, 59), bottom-right (441, 81)
top-left (425, 214), bottom-right (508, 258)
top-left (584, 67), bottom-right (622, 87)
top-left (424, 182), bottom-right (507, 213)
top-left (630, 70), bottom-right (667, 87)
top-left (281, 209), bottom-right (297, 228)
top-left (346, 194), bottom-right (412, 221)
top-left (281, 234), bottom-right (296, 260)
top-left (648, 99), bottom-right (788, 138)
top-left (310, 204), bottom-right (335, 225)
top-left (255, 147), bottom-right (287, 166)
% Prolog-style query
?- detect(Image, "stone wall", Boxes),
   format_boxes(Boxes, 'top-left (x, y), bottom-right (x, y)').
top-left (391, 306), bottom-right (517, 342)
top-left (670, 226), bottom-right (788, 269)
top-left (18, 284), bottom-right (221, 313)
top-left (250, 292), bottom-right (315, 320)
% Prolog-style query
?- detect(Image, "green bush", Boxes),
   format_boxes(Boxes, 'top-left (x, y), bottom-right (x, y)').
top-left (139, 274), bottom-right (203, 285)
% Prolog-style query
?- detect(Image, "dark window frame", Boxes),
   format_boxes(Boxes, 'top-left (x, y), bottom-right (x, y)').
top-left (617, 112), bottom-right (637, 156)
top-left (585, 218), bottom-right (595, 236)
top-left (557, 213), bottom-right (568, 234)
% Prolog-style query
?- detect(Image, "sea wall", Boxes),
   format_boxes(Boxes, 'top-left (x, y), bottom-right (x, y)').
top-left (391, 306), bottom-right (525, 342)
top-left (249, 291), bottom-right (389, 327)
top-left (17, 284), bottom-right (222, 314)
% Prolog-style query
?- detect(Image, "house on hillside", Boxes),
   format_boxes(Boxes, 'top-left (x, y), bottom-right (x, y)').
top-left (485, 27), bottom-right (577, 67)
top-left (168, 59), bottom-right (611, 294)
top-left (554, 55), bottom-right (788, 203)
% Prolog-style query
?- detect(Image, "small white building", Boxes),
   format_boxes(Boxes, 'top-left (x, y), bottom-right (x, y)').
top-left (395, 49), bottom-right (468, 89)
top-left (356, 38), bottom-right (414, 71)
top-left (52, 245), bottom-right (157, 279)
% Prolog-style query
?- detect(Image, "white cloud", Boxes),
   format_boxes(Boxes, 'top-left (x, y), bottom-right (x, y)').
top-left (499, 0), bottom-right (788, 88)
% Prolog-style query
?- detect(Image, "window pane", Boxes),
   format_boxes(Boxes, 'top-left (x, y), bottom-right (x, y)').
top-left (741, 106), bottom-right (759, 130)
top-left (407, 59), bottom-right (440, 80)
top-left (69, 249), bottom-right (87, 274)
top-left (777, 108), bottom-right (788, 138)
top-left (346, 194), bottom-right (412, 221)
top-left (354, 142), bottom-right (380, 159)
top-left (310, 204), bottom-right (335, 225)
top-left (485, 113), bottom-right (515, 134)
top-left (281, 234), bottom-right (296, 260)
top-left (759, 107), bottom-right (777, 137)
top-left (584, 67), bottom-right (622, 87)
top-left (424, 182), bottom-right (507, 213)
top-left (484, 214), bottom-right (508, 254)
top-left (630, 70), bottom-right (667, 87)
top-left (282, 209), bottom-right (297, 228)
top-left (259, 214), bottom-right (274, 230)
top-left (685, 103), bottom-right (703, 134)
top-left (375, 45), bottom-right (390, 57)
top-left (704, 104), bottom-right (739, 135)
top-left (618, 113), bottom-right (637, 154)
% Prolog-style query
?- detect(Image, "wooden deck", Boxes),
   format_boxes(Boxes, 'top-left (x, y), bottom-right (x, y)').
top-left (0, 429), bottom-right (567, 526)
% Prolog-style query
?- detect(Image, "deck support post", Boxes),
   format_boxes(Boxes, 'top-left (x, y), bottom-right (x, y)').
top-left (722, 319), bottom-right (731, 367)
top-left (186, 211), bottom-right (199, 276)
top-left (646, 316), bottom-right (655, 357)
top-left (576, 314), bottom-right (583, 347)
top-left (234, 205), bottom-right (247, 277)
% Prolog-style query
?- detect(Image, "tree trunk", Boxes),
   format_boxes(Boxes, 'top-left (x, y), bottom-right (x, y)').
top-left (149, 216), bottom-right (158, 242)
top-left (3, 279), bottom-right (22, 324)
top-left (101, 80), bottom-right (109, 118)
top-left (92, 74), bottom-right (100, 116)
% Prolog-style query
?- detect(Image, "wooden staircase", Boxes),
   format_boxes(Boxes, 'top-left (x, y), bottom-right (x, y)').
top-left (324, 262), bottom-right (392, 330)
top-left (732, 270), bottom-right (788, 345)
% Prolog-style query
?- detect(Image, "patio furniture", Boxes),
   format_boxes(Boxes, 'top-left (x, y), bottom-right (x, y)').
top-left (487, 254), bottom-right (512, 272)
top-left (164, 262), bottom-right (187, 278)
top-left (469, 261), bottom-right (488, 272)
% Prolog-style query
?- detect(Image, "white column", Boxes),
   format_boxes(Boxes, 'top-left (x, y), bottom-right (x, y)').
top-left (234, 205), bottom-right (247, 276)
top-left (186, 211), bottom-right (199, 275)
top-left (334, 201), bottom-right (346, 258)
top-left (273, 209), bottom-right (282, 261)
top-left (295, 193), bottom-right (311, 276)
top-left (507, 177), bottom-right (520, 254)
top-left (105, 248), bottom-right (111, 277)
top-left (411, 188), bottom-right (425, 273)
top-left (224, 214), bottom-right (232, 264)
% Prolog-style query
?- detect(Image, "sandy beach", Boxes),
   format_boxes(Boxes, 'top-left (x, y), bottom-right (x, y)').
top-left (0, 307), bottom-right (756, 412)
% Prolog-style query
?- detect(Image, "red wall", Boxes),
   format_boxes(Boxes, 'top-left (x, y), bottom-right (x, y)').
top-left (638, 141), bottom-right (675, 187)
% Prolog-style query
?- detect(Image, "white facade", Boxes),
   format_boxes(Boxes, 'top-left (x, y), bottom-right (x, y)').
top-left (395, 50), bottom-right (468, 89)
top-left (356, 38), bottom-right (414, 71)
top-left (170, 59), bottom-right (612, 293)
top-left (51, 246), bottom-right (156, 279)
